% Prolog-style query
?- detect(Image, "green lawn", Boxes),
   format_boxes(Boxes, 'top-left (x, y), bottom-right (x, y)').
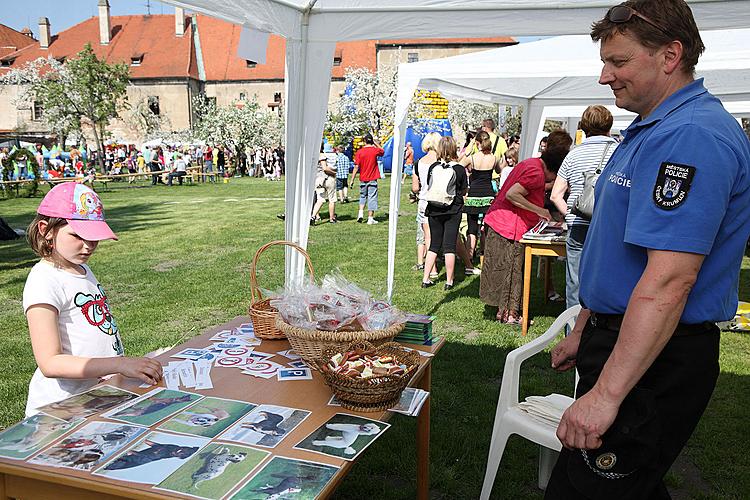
top-left (1, 177), bottom-right (748, 499)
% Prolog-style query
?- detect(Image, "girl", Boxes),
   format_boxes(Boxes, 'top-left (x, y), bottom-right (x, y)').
top-left (23, 183), bottom-right (162, 416)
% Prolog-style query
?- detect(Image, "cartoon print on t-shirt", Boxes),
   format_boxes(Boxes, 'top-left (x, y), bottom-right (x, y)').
top-left (74, 284), bottom-right (123, 355)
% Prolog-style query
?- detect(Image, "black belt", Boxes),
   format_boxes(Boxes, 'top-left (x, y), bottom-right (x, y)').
top-left (589, 312), bottom-right (715, 337)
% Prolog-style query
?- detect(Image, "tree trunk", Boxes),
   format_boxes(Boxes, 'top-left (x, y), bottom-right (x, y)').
top-left (91, 123), bottom-right (105, 173)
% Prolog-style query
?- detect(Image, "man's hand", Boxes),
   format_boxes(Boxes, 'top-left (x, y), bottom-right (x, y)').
top-left (551, 334), bottom-right (579, 371)
top-left (557, 387), bottom-right (620, 450)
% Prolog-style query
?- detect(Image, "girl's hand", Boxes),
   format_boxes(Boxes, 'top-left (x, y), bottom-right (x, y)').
top-left (118, 357), bottom-right (163, 385)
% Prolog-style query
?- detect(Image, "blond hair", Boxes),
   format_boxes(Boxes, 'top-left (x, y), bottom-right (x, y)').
top-left (421, 132), bottom-right (442, 153)
top-left (580, 105), bottom-right (613, 137)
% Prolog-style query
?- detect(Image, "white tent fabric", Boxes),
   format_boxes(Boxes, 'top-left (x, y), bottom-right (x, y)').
top-left (160, 0), bottom-right (750, 292)
top-left (388, 28), bottom-right (750, 300)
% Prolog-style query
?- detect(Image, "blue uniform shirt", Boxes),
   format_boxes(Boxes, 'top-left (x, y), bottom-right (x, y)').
top-left (579, 79), bottom-right (750, 323)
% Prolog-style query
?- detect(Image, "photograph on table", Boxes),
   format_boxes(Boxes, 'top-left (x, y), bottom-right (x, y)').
top-left (218, 404), bottom-right (311, 448)
top-left (28, 420), bottom-right (146, 471)
top-left (34, 385), bottom-right (139, 421)
top-left (157, 397), bottom-right (257, 438)
top-left (102, 388), bottom-right (203, 427)
top-left (228, 456), bottom-right (339, 500)
top-left (0, 413), bottom-right (82, 460)
top-left (155, 442), bottom-right (269, 500)
top-left (294, 413), bottom-right (390, 461)
top-left (93, 431), bottom-right (210, 484)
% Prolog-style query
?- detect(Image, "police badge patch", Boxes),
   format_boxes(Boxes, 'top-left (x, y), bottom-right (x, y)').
top-left (653, 161), bottom-right (695, 210)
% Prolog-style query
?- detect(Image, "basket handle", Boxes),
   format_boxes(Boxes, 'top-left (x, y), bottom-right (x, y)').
top-left (250, 240), bottom-right (315, 303)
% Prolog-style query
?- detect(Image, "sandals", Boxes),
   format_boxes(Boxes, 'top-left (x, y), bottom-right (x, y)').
top-left (547, 292), bottom-right (564, 302)
top-left (421, 280), bottom-right (435, 288)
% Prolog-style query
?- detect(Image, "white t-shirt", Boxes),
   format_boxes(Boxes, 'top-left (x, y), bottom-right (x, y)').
top-left (23, 261), bottom-right (124, 416)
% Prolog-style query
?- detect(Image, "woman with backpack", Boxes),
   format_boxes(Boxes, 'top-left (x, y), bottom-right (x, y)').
top-left (421, 136), bottom-right (468, 290)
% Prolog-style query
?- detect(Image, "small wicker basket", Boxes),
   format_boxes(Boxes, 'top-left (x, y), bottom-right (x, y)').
top-left (249, 241), bottom-right (315, 340)
top-left (276, 318), bottom-right (404, 369)
top-left (315, 341), bottom-right (421, 412)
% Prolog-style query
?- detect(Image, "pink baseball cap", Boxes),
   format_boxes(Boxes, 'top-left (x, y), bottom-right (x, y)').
top-left (37, 183), bottom-right (118, 241)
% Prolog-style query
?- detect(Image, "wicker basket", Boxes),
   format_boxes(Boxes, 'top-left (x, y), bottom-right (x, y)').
top-left (276, 318), bottom-right (404, 369)
top-left (315, 341), bottom-right (421, 412)
top-left (249, 240), bottom-right (315, 340)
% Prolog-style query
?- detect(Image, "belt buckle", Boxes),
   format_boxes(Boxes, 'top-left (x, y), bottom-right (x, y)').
top-left (590, 313), bottom-right (599, 327)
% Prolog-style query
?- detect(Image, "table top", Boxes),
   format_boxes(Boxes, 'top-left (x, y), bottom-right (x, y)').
top-left (0, 316), bottom-right (444, 499)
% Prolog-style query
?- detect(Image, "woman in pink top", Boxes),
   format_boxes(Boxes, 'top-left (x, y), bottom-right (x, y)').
top-left (480, 131), bottom-right (571, 324)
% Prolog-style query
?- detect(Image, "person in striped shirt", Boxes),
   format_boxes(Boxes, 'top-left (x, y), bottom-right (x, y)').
top-left (334, 146), bottom-right (352, 203)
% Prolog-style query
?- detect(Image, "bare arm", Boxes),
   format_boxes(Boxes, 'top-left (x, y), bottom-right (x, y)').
top-left (506, 183), bottom-right (552, 220)
top-left (550, 176), bottom-right (570, 217)
top-left (27, 304), bottom-right (163, 385)
top-left (551, 308), bottom-right (591, 371)
top-left (411, 167), bottom-right (421, 194)
top-left (557, 250), bottom-right (704, 450)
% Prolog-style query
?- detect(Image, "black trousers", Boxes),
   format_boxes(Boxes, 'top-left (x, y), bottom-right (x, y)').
top-left (428, 211), bottom-right (461, 254)
top-left (545, 319), bottom-right (720, 500)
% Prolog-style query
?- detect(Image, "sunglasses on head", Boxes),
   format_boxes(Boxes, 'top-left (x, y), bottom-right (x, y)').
top-left (606, 4), bottom-right (671, 37)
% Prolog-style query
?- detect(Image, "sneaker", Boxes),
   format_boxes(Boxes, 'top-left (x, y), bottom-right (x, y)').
top-left (547, 292), bottom-right (564, 302)
top-left (465, 267), bottom-right (481, 276)
top-left (421, 280), bottom-right (435, 288)
top-left (367, 218), bottom-right (379, 225)
top-left (276, 213), bottom-right (286, 221)
top-left (357, 216), bottom-right (363, 223)
top-left (412, 264), bottom-right (425, 271)
top-left (444, 283), bottom-right (454, 291)
top-left (310, 217), bottom-right (316, 226)
top-left (343, 198), bottom-right (350, 203)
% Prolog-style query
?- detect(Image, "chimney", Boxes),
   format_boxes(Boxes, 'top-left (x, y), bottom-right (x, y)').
top-left (38, 17), bottom-right (50, 49)
top-left (175, 7), bottom-right (186, 37)
top-left (98, 0), bottom-right (111, 45)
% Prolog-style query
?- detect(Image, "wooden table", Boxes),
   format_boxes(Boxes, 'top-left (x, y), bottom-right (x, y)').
top-left (0, 317), bottom-right (444, 499)
top-left (520, 239), bottom-right (566, 336)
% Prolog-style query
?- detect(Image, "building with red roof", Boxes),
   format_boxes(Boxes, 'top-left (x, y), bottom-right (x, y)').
top-left (0, 2), bottom-right (515, 143)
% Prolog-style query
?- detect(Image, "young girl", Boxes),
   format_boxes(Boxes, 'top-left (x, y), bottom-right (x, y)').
top-left (23, 183), bottom-right (162, 416)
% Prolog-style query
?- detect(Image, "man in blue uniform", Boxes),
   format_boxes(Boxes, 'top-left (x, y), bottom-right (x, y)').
top-left (545, 1), bottom-right (750, 498)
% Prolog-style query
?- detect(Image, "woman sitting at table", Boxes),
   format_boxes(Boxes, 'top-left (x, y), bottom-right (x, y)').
top-left (479, 130), bottom-right (570, 324)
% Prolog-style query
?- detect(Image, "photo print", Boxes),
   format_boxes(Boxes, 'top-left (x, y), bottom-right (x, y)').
top-left (157, 397), bottom-right (257, 438)
top-left (294, 413), bottom-right (390, 461)
top-left (0, 414), bottom-right (82, 460)
top-left (28, 420), bottom-right (146, 471)
top-left (34, 385), bottom-right (139, 421)
top-left (229, 456), bottom-right (339, 500)
top-left (155, 442), bottom-right (269, 500)
top-left (102, 388), bottom-right (202, 427)
top-left (93, 431), bottom-right (210, 484)
top-left (219, 404), bottom-right (311, 448)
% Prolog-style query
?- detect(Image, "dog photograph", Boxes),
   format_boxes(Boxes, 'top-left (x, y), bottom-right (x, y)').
top-left (157, 397), bottom-right (257, 438)
top-left (28, 421), bottom-right (146, 471)
top-left (228, 456), bottom-right (339, 500)
top-left (155, 442), bottom-right (269, 499)
top-left (35, 385), bottom-right (139, 421)
top-left (218, 404), bottom-right (310, 448)
top-left (93, 431), bottom-right (210, 484)
top-left (102, 388), bottom-right (203, 427)
top-left (294, 413), bottom-right (390, 461)
top-left (0, 413), bottom-right (82, 460)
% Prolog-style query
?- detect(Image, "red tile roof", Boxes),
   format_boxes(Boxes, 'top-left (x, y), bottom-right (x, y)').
top-left (0, 15), bottom-right (198, 79)
top-left (0, 24), bottom-right (36, 59)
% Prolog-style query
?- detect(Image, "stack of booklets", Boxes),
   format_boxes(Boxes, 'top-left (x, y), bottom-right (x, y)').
top-left (396, 313), bottom-right (435, 345)
top-left (522, 219), bottom-right (566, 241)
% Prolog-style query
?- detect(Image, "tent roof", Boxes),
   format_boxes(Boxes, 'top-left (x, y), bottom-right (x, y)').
top-left (163, 1), bottom-right (750, 41)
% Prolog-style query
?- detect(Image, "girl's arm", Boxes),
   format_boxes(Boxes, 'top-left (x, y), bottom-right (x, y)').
top-left (27, 304), bottom-right (163, 385)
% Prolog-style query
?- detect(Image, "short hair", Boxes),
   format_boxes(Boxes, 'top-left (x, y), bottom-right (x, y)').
top-left (436, 136), bottom-right (458, 162)
top-left (482, 118), bottom-right (496, 131)
top-left (27, 215), bottom-right (68, 258)
top-left (476, 131), bottom-right (493, 154)
top-left (590, 0), bottom-right (704, 75)
top-left (364, 133), bottom-right (374, 145)
top-left (421, 132), bottom-right (442, 153)
top-left (580, 105), bottom-right (614, 137)
top-left (541, 129), bottom-right (573, 174)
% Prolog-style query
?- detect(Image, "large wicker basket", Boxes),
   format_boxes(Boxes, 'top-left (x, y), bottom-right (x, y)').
top-left (276, 317), bottom-right (404, 369)
top-left (249, 241), bottom-right (314, 340)
top-left (315, 341), bottom-right (421, 412)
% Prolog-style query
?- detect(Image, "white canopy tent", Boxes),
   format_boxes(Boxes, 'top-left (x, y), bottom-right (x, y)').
top-left (387, 28), bottom-right (750, 299)
top-left (159, 0), bottom-right (750, 292)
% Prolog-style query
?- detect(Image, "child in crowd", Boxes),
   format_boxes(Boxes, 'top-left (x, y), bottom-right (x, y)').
top-left (23, 183), bottom-right (162, 416)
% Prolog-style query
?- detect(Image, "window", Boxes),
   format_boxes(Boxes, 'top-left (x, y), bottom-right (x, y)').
top-left (148, 95), bottom-right (160, 116)
top-left (130, 54), bottom-right (143, 66)
top-left (32, 101), bottom-right (43, 121)
top-left (0, 58), bottom-right (14, 67)
top-left (207, 96), bottom-right (217, 107)
top-left (407, 52), bottom-right (419, 63)
top-left (245, 60), bottom-right (257, 68)
top-left (333, 56), bottom-right (342, 66)
top-left (273, 92), bottom-right (282, 103)
top-left (239, 92), bottom-right (246, 100)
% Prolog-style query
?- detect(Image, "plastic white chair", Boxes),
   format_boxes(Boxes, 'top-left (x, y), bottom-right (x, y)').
top-left (480, 305), bottom-right (581, 499)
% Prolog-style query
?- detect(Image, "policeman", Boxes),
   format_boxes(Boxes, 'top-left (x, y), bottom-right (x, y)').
top-left (545, 1), bottom-right (750, 498)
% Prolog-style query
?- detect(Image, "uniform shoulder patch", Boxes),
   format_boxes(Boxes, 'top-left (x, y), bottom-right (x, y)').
top-left (653, 161), bottom-right (695, 210)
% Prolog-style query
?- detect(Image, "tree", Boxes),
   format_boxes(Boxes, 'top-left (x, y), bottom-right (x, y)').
top-left (0, 44), bottom-right (130, 172)
top-left (127, 96), bottom-right (171, 140)
top-left (448, 99), bottom-right (499, 136)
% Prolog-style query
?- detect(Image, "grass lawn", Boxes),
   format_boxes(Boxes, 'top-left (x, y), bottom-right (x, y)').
top-left (1, 176), bottom-right (748, 499)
